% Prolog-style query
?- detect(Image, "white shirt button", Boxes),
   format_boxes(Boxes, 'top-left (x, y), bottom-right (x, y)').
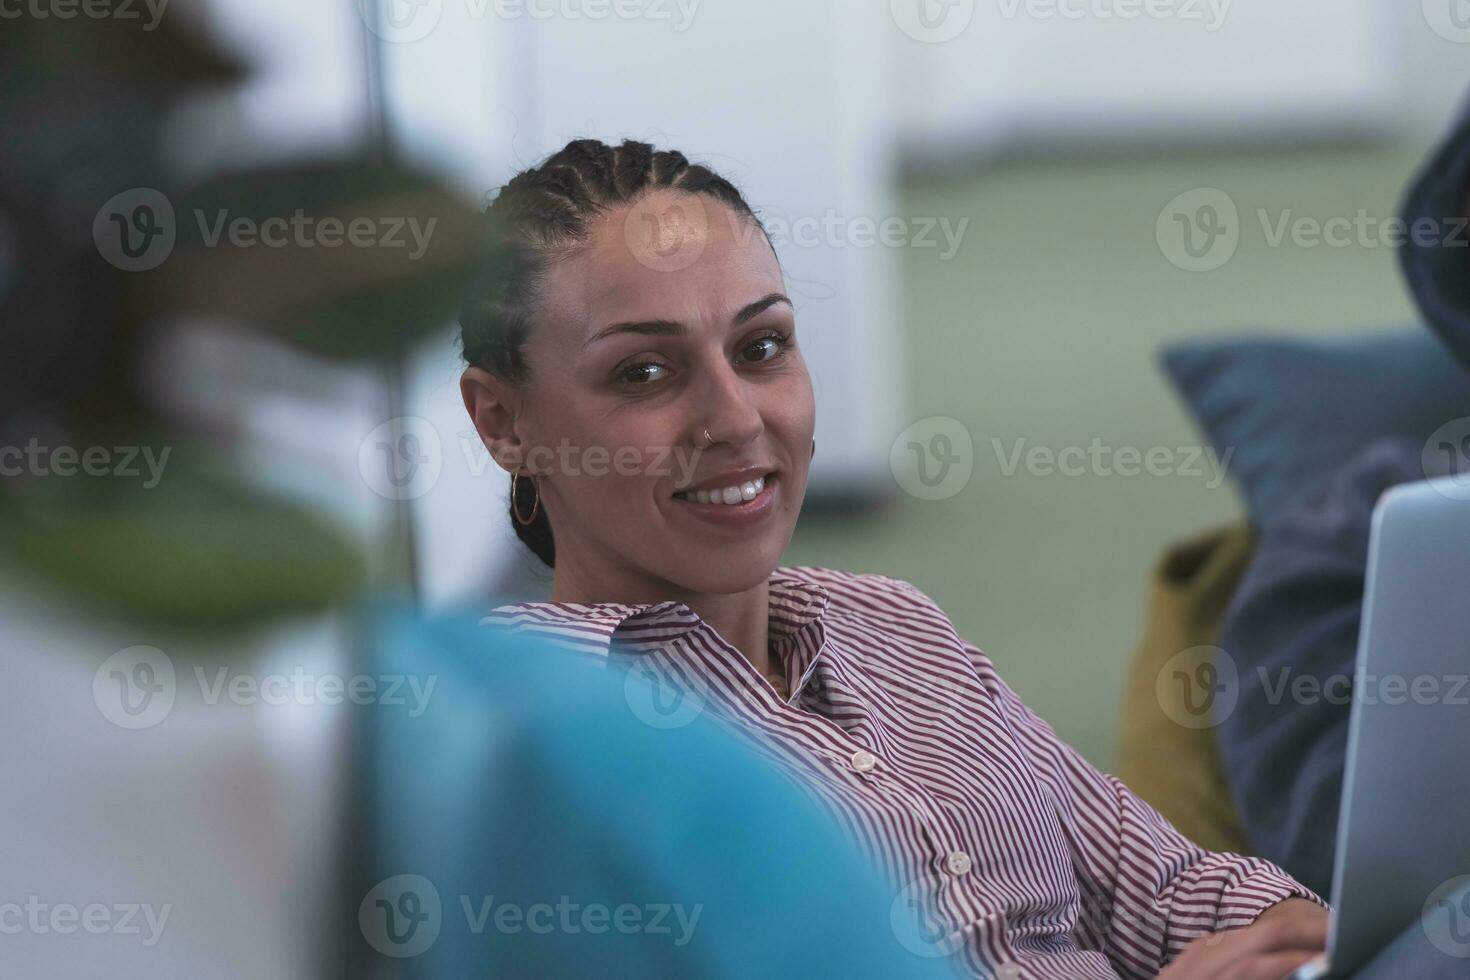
top-left (945, 851), bottom-right (973, 875)
top-left (850, 749), bottom-right (878, 773)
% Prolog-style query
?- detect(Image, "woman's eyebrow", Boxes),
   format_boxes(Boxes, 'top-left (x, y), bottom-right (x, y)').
top-left (583, 292), bottom-right (792, 349)
top-left (733, 292), bottom-right (792, 325)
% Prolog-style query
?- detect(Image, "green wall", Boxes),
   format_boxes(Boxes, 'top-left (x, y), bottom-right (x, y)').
top-left (785, 140), bottom-right (1430, 769)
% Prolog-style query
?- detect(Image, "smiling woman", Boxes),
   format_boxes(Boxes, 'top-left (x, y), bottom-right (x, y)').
top-left (457, 138), bottom-right (1326, 979)
top-left (458, 138), bottom-right (814, 663)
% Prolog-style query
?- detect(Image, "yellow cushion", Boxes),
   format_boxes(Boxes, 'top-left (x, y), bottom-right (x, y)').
top-left (1116, 523), bottom-right (1253, 854)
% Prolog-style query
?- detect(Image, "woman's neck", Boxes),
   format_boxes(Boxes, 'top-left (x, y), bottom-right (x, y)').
top-left (551, 558), bottom-right (774, 676)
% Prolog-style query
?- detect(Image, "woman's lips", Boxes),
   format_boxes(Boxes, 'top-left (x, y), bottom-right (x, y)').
top-left (672, 473), bottom-right (778, 527)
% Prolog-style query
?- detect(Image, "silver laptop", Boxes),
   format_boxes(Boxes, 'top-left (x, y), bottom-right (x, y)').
top-left (1290, 476), bottom-right (1470, 979)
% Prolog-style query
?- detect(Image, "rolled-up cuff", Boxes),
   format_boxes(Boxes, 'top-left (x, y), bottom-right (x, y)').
top-left (1216, 865), bottom-right (1329, 932)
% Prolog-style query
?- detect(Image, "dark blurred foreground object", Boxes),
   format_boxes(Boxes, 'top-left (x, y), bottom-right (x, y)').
top-left (1, 7), bottom-right (495, 979)
top-left (361, 610), bottom-right (961, 979)
top-left (1399, 92), bottom-right (1470, 375)
top-left (0, 4), bottom-right (483, 629)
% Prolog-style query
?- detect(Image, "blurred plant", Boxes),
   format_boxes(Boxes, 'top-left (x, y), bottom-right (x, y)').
top-left (0, 2), bottom-right (483, 629)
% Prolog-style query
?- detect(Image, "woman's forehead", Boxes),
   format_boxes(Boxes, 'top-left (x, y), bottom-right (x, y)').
top-left (538, 195), bottom-right (784, 345)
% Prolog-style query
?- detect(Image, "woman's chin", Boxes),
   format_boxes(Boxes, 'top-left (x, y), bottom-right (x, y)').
top-left (661, 545), bottom-right (787, 597)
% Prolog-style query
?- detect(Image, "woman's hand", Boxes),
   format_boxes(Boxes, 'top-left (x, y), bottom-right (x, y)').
top-left (1154, 898), bottom-right (1328, 980)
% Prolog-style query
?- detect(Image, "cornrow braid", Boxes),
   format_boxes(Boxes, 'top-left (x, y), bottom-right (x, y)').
top-left (460, 138), bottom-right (771, 568)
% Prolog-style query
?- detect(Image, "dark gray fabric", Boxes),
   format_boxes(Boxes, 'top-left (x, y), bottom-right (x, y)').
top-left (1215, 438), bottom-right (1430, 897)
top-left (1399, 90), bottom-right (1470, 373)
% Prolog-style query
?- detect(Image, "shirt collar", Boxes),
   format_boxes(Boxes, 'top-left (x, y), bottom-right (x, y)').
top-left (487, 568), bottom-right (830, 657)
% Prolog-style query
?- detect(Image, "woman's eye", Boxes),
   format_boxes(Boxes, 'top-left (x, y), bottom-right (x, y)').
top-left (738, 334), bottom-right (788, 364)
top-left (620, 361), bottom-right (670, 385)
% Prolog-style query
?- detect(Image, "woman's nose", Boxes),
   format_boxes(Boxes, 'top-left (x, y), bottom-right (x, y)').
top-left (699, 362), bottom-right (764, 448)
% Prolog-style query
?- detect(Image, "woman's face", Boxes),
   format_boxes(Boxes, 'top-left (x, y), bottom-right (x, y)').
top-left (473, 189), bottom-right (815, 598)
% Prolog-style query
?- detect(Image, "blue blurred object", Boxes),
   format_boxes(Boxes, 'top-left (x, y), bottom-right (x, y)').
top-left (357, 607), bottom-right (960, 979)
top-left (1160, 328), bottom-right (1470, 526)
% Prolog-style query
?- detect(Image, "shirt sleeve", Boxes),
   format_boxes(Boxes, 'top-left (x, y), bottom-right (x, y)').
top-left (960, 638), bottom-right (1326, 979)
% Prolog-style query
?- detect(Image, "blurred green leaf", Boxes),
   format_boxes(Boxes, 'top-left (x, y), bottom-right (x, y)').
top-left (0, 446), bottom-right (364, 631)
top-left (148, 160), bottom-right (485, 361)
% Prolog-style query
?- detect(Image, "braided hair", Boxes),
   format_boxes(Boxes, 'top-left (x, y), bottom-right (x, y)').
top-left (460, 138), bottom-right (771, 567)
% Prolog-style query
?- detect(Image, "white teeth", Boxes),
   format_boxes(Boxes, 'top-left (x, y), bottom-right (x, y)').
top-left (678, 475), bottom-right (766, 506)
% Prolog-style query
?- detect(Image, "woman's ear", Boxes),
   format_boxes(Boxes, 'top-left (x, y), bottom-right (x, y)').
top-left (460, 366), bottom-right (525, 474)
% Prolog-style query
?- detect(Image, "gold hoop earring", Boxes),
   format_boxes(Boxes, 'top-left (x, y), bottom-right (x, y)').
top-left (511, 470), bottom-right (540, 525)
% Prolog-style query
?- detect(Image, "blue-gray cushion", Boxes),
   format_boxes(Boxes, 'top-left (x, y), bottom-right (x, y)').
top-left (1160, 328), bottom-right (1470, 527)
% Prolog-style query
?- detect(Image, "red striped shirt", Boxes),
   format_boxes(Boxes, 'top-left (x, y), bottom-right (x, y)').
top-left (486, 566), bottom-right (1321, 978)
